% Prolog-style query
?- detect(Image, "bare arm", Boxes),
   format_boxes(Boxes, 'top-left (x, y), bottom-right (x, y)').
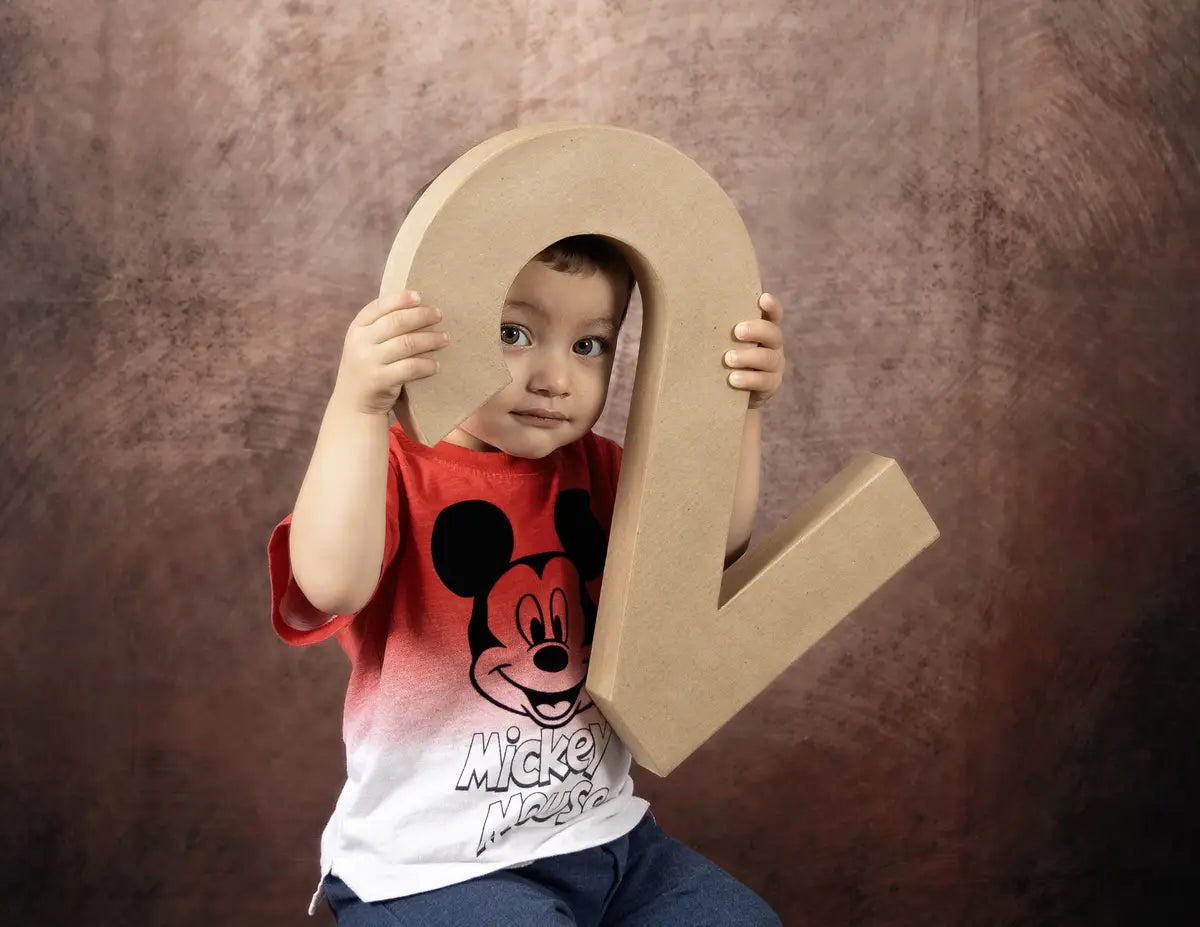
top-left (283, 291), bottom-right (447, 623)
top-left (287, 398), bottom-right (391, 618)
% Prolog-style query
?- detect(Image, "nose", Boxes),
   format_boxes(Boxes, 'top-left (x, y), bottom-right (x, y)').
top-left (526, 348), bottom-right (570, 397)
top-left (533, 644), bottom-right (569, 673)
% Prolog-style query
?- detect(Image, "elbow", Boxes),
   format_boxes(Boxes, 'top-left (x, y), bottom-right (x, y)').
top-left (288, 553), bottom-right (374, 617)
top-left (288, 534), bottom-right (375, 617)
top-left (293, 573), bottom-right (371, 618)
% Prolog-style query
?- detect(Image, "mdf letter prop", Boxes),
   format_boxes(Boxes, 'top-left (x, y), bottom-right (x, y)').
top-left (380, 124), bottom-right (940, 776)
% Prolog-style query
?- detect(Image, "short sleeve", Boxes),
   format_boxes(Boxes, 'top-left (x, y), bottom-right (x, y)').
top-left (267, 446), bottom-right (406, 647)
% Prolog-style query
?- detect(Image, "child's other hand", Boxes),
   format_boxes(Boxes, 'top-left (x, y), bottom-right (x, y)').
top-left (725, 292), bottom-right (786, 410)
top-left (333, 291), bottom-right (450, 415)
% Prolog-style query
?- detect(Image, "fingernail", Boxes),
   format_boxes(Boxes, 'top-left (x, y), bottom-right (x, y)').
top-left (409, 290), bottom-right (421, 303)
top-left (736, 323), bottom-right (748, 337)
top-left (725, 350), bottom-right (738, 364)
top-left (434, 307), bottom-right (443, 319)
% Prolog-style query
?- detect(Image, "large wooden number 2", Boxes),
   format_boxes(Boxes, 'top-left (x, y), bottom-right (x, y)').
top-left (381, 124), bottom-right (940, 776)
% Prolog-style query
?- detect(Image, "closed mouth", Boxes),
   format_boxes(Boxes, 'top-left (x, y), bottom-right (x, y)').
top-left (512, 410), bottom-right (569, 421)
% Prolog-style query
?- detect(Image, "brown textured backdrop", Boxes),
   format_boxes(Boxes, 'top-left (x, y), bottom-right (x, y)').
top-left (3, 1), bottom-right (1198, 924)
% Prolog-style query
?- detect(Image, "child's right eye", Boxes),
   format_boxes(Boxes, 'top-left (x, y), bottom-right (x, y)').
top-left (500, 325), bottom-right (531, 347)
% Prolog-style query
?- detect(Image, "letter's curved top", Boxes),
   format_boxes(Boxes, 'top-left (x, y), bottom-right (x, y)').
top-left (380, 122), bottom-right (761, 445)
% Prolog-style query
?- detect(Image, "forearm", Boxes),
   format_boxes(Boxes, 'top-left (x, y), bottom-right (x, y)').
top-left (724, 408), bottom-right (762, 567)
top-left (288, 390), bottom-right (391, 616)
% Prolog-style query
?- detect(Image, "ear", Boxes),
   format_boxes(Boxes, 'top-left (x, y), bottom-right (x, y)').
top-left (554, 489), bottom-right (607, 582)
top-left (432, 500), bottom-right (515, 598)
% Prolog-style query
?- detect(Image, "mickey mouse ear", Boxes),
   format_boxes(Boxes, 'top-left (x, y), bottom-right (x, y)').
top-left (431, 499), bottom-right (515, 598)
top-left (554, 489), bottom-right (606, 582)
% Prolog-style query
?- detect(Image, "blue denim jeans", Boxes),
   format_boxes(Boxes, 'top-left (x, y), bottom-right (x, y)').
top-left (322, 813), bottom-right (780, 926)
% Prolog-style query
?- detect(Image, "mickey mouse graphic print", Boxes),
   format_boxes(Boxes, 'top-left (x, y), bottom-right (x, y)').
top-left (433, 489), bottom-right (605, 730)
top-left (268, 423), bottom-right (649, 913)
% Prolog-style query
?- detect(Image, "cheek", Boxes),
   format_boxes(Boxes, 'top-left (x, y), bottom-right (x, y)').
top-left (457, 411), bottom-right (485, 434)
top-left (471, 389), bottom-right (517, 421)
top-left (590, 365), bottom-right (615, 399)
top-left (487, 361), bottom-right (529, 405)
top-left (499, 350), bottom-right (525, 382)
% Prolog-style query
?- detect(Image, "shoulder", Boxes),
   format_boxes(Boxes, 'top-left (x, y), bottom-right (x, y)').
top-left (387, 420), bottom-right (408, 454)
top-left (574, 429), bottom-right (623, 484)
top-left (583, 428), bottom-right (622, 456)
top-left (385, 422), bottom-right (410, 471)
top-left (387, 419), bottom-right (432, 468)
top-left (578, 428), bottom-right (622, 460)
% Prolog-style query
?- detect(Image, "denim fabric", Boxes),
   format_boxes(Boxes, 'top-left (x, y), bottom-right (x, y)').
top-left (322, 813), bottom-right (780, 926)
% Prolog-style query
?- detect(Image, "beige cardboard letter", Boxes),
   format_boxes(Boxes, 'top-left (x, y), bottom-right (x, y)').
top-left (380, 123), bottom-right (939, 776)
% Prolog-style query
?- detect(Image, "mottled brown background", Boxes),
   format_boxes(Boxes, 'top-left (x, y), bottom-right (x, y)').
top-left (3, 1), bottom-right (1198, 924)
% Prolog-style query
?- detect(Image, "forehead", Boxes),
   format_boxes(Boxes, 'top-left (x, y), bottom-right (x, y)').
top-left (504, 260), bottom-right (621, 328)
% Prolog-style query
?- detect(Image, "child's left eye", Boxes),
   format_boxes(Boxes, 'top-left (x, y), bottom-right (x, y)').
top-left (574, 338), bottom-right (607, 357)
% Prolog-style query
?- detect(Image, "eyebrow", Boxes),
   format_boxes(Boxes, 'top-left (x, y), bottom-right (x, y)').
top-left (503, 298), bottom-right (617, 333)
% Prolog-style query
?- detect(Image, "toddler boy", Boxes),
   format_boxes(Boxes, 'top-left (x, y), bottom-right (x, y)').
top-left (269, 234), bottom-right (786, 925)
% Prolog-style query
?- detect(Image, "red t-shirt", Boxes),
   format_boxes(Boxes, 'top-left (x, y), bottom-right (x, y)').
top-left (267, 423), bottom-right (649, 909)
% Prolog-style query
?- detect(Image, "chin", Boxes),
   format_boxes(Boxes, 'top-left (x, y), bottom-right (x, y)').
top-left (504, 431), bottom-right (576, 458)
top-left (506, 419), bottom-right (589, 456)
top-left (460, 410), bottom-right (598, 457)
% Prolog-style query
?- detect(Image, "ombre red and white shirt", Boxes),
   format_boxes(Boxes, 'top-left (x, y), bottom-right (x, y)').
top-left (268, 423), bottom-right (649, 914)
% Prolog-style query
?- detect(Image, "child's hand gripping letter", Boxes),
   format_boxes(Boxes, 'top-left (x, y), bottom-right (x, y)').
top-left (334, 290), bottom-right (450, 415)
top-left (725, 292), bottom-right (787, 410)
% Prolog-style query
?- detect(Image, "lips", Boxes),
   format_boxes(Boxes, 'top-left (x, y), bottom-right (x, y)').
top-left (513, 409), bottom-right (568, 421)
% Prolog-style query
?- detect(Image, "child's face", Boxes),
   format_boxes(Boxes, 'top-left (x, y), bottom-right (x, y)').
top-left (444, 259), bottom-right (624, 458)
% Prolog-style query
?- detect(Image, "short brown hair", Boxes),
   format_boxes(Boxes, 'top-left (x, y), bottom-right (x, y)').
top-left (404, 172), bottom-right (636, 327)
top-left (534, 235), bottom-right (636, 327)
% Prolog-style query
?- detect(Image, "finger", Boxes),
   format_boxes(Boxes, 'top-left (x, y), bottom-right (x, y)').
top-left (757, 292), bottom-right (784, 323)
top-left (381, 355), bottom-right (440, 384)
top-left (733, 319), bottom-right (784, 350)
top-left (353, 290), bottom-right (423, 327)
top-left (727, 369), bottom-right (778, 392)
top-left (366, 303), bottom-right (443, 344)
top-left (378, 329), bottom-right (450, 364)
top-left (723, 345), bottom-right (782, 373)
